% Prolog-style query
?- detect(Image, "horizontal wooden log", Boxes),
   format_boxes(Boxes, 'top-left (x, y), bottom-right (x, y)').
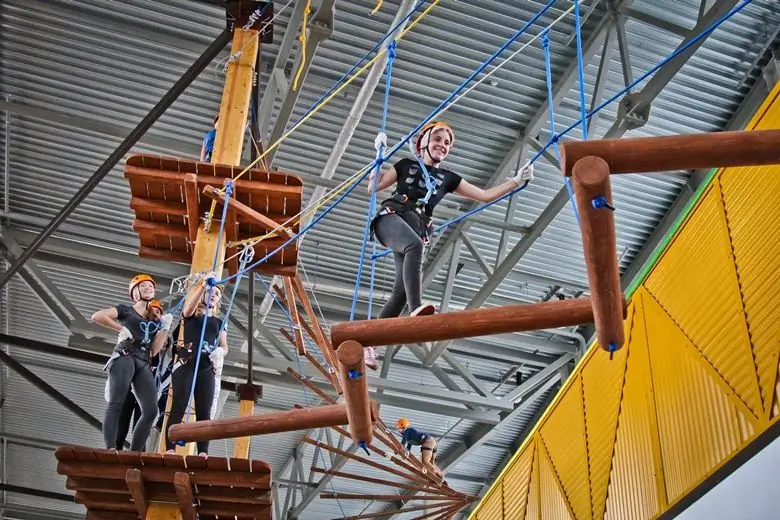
top-left (168, 403), bottom-right (351, 443)
top-left (58, 461), bottom-right (270, 489)
top-left (560, 129), bottom-right (780, 176)
top-left (572, 156), bottom-right (624, 352)
top-left (330, 297), bottom-right (623, 348)
top-left (337, 340), bottom-right (374, 444)
top-left (125, 165), bottom-right (301, 197)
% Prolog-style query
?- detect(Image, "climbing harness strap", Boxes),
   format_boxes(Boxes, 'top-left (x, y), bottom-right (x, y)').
top-left (372, 194), bottom-right (433, 244)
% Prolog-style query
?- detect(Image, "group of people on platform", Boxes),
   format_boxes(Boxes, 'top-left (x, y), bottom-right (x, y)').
top-left (90, 117), bottom-right (531, 479)
top-left (92, 272), bottom-right (227, 456)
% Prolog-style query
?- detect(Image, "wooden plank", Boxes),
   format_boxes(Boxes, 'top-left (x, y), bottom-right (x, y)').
top-left (233, 399), bottom-right (255, 459)
top-left (126, 468), bottom-right (149, 517)
top-left (173, 472), bottom-right (197, 520)
top-left (130, 197), bottom-right (188, 217)
top-left (125, 166), bottom-right (301, 198)
top-left (203, 184), bottom-right (294, 237)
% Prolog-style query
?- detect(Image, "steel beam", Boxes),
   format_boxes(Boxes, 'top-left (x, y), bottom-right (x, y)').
top-left (0, 348), bottom-right (103, 434)
top-left (0, 233), bottom-right (85, 328)
top-left (0, 28), bottom-right (232, 291)
top-left (266, 0), bottom-right (335, 164)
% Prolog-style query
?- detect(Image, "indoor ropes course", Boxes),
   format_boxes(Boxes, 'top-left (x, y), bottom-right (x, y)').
top-left (26, 0), bottom-right (777, 519)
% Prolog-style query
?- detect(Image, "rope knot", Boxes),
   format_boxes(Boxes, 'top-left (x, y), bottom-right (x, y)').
top-left (541, 29), bottom-right (551, 49)
top-left (387, 40), bottom-right (397, 60)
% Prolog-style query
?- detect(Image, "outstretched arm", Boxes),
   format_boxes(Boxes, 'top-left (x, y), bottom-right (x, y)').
top-left (367, 166), bottom-right (398, 194)
top-left (453, 163), bottom-right (534, 203)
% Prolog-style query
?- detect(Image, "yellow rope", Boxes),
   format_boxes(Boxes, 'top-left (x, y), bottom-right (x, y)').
top-left (292, 0), bottom-right (312, 91)
top-left (226, 0), bottom-right (440, 186)
top-left (208, 1), bottom-right (441, 245)
top-left (371, 0), bottom-right (383, 15)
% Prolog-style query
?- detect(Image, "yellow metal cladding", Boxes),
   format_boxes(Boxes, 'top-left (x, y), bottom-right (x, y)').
top-left (470, 82), bottom-right (780, 520)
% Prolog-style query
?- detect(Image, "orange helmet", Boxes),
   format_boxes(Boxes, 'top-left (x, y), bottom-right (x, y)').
top-left (396, 418), bottom-right (410, 430)
top-left (414, 121), bottom-right (454, 156)
top-left (129, 274), bottom-right (156, 300)
top-left (148, 300), bottom-right (163, 313)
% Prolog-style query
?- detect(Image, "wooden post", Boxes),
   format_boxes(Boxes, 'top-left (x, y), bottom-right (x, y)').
top-left (146, 15), bottom-right (261, 520)
top-left (330, 296), bottom-right (625, 348)
top-left (168, 403), bottom-right (355, 443)
top-left (232, 383), bottom-right (262, 458)
top-left (337, 340), bottom-right (375, 445)
top-left (571, 156), bottom-right (624, 352)
top-left (560, 128), bottom-right (780, 176)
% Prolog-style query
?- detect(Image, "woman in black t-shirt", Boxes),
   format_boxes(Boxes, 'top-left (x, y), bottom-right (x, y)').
top-left (164, 274), bottom-right (229, 456)
top-left (365, 121), bottom-right (534, 368)
top-left (93, 274), bottom-right (172, 451)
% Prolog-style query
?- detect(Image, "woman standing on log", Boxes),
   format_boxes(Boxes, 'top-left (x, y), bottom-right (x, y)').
top-left (164, 274), bottom-right (229, 457)
top-left (93, 274), bottom-right (172, 452)
top-left (365, 121), bottom-right (534, 368)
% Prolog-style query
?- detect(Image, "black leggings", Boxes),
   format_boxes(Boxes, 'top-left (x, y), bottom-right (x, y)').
top-left (165, 358), bottom-right (215, 454)
top-left (103, 354), bottom-right (158, 451)
top-left (373, 214), bottom-right (425, 319)
top-left (116, 392), bottom-right (140, 449)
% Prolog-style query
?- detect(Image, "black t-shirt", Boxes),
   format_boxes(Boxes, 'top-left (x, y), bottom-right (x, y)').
top-left (173, 314), bottom-right (224, 357)
top-left (114, 303), bottom-right (162, 358)
top-left (392, 158), bottom-right (462, 214)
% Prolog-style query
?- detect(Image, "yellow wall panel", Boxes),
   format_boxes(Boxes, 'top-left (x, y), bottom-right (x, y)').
top-left (471, 83), bottom-right (780, 520)
top-left (604, 292), bottom-right (663, 520)
top-left (539, 441), bottom-right (576, 520)
top-left (643, 290), bottom-right (750, 501)
top-left (525, 441), bottom-right (541, 520)
top-left (502, 443), bottom-right (535, 520)
top-left (580, 314), bottom-right (630, 520)
top-left (643, 187), bottom-right (762, 420)
top-left (539, 377), bottom-right (591, 520)
top-left (719, 167), bottom-right (780, 420)
top-left (477, 482), bottom-right (503, 520)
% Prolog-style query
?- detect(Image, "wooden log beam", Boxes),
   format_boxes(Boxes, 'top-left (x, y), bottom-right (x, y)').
top-left (572, 156), bottom-right (624, 352)
top-left (283, 277), bottom-right (306, 355)
top-left (203, 184), bottom-right (294, 238)
top-left (560, 129), bottom-right (780, 176)
top-left (320, 493), bottom-right (463, 501)
top-left (311, 468), bottom-right (452, 495)
top-left (168, 403), bottom-right (353, 443)
top-left (173, 472), bottom-right (197, 520)
top-left (337, 340), bottom-right (374, 444)
top-left (125, 469), bottom-right (148, 517)
top-left (330, 297), bottom-right (624, 348)
top-left (183, 173), bottom-right (200, 246)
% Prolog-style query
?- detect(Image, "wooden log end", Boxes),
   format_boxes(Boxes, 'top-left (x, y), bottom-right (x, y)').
top-left (337, 340), bottom-right (364, 368)
top-left (571, 155), bottom-right (610, 188)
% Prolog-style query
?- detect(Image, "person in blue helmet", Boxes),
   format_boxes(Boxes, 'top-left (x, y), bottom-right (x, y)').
top-left (396, 417), bottom-right (443, 478)
top-left (200, 114), bottom-right (219, 163)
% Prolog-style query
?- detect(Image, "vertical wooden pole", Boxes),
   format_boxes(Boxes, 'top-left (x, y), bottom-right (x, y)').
top-left (146, 20), bottom-right (260, 520)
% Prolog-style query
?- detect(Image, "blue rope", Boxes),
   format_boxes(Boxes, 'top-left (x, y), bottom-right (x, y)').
top-left (542, 31), bottom-right (580, 226)
top-left (371, 0), bottom-right (752, 260)
top-left (350, 40), bottom-right (397, 321)
top-left (215, 161), bottom-right (377, 285)
top-left (377, 0), bottom-right (560, 166)
top-left (219, 0), bottom-right (752, 280)
top-left (181, 182), bottom-right (233, 428)
top-left (288, 0), bottom-right (427, 131)
top-left (573, 0), bottom-right (589, 142)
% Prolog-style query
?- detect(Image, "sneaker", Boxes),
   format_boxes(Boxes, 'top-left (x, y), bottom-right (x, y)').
top-left (364, 347), bottom-right (378, 371)
top-left (410, 304), bottom-right (435, 317)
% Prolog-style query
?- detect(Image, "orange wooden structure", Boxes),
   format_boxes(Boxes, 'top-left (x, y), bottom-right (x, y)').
top-left (56, 446), bottom-right (271, 520)
top-left (124, 154), bottom-right (303, 277)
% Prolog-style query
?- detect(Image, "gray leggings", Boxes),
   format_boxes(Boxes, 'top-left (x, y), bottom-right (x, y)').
top-left (374, 214), bottom-right (424, 319)
top-left (103, 354), bottom-right (158, 451)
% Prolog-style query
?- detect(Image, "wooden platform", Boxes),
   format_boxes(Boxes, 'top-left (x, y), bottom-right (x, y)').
top-left (124, 154), bottom-right (303, 277)
top-left (56, 446), bottom-right (272, 520)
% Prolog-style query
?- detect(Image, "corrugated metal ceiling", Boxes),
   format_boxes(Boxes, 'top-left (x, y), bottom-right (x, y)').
top-left (1, 0), bottom-right (779, 518)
